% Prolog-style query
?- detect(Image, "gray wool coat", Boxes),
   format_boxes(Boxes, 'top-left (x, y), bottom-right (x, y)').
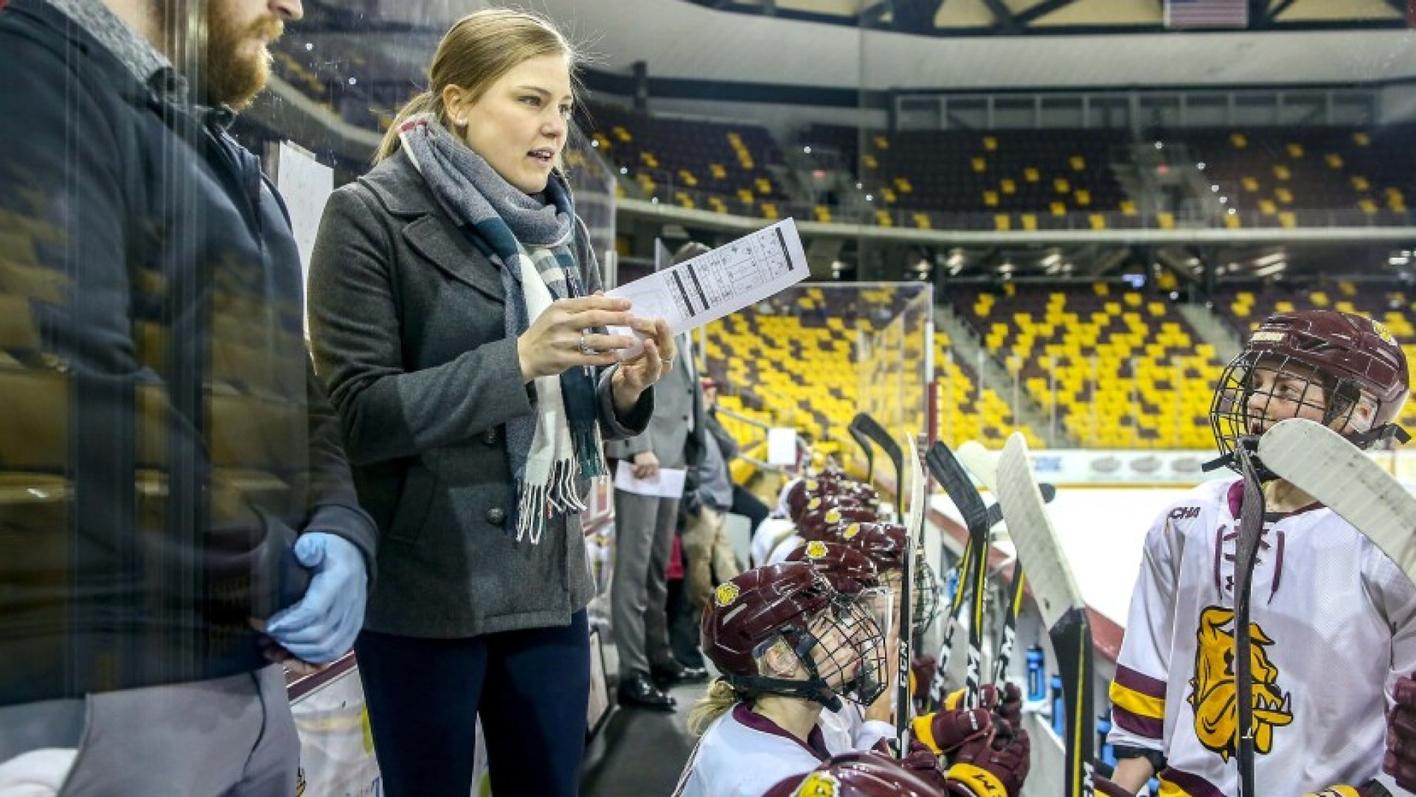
top-left (306, 149), bottom-right (653, 638)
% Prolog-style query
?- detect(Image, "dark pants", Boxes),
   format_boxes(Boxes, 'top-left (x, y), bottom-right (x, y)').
top-left (355, 611), bottom-right (590, 797)
top-left (732, 484), bottom-right (770, 532)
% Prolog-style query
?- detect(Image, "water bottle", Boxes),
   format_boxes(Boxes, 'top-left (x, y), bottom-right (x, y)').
top-left (1026, 644), bottom-right (1046, 701)
top-left (1097, 715), bottom-right (1116, 767)
top-left (1050, 674), bottom-right (1065, 736)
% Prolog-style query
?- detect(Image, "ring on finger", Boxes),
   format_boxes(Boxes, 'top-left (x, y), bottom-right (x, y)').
top-left (579, 333), bottom-right (593, 355)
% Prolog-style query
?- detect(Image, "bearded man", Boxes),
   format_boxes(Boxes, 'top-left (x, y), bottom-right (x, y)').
top-left (0, 0), bottom-right (377, 793)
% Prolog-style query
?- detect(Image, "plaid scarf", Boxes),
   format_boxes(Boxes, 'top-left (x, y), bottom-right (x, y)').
top-left (397, 114), bottom-right (605, 543)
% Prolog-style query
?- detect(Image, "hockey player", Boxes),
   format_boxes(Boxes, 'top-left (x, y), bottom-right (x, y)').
top-left (673, 562), bottom-right (892, 797)
top-left (1100, 309), bottom-right (1413, 796)
top-left (764, 496), bottom-right (878, 566)
top-left (787, 541), bottom-right (900, 753)
top-left (836, 521), bottom-right (943, 638)
top-left (762, 751), bottom-right (944, 796)
top-left (763, 713), bottom-right (1031, 796)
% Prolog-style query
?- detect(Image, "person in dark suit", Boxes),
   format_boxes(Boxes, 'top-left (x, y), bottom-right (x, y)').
top-left (305, 10), bottom-right (672, 797)
top-left (605, 243), bottom-right (713, 711)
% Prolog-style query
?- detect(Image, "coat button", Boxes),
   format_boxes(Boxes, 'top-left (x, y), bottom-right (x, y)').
top-left (483, 428), bottom-right (498, 446)
top-left (486, 507), bottom-right (506, 525)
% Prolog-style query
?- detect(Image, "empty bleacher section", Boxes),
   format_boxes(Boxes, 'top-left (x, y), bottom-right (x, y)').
top-left (950, 283), bottom-right (1223, 449)
top-left (260, 34), bottom-right (1415, 233)
top-left (580, 105), bottom-right (791, 218)
top-left (1213, 279), bottom-right (1416, 432)
top-left (934, 329), bottom-right (1046, 450)
top-left (703, 285), bottom-right (1043, 462)
top-left (804, 125), bottom-right (1130, 231)
top-left (704, 288), bottom-right (867, 456)
top-left (1173, 125), bottom-right (1416, 228)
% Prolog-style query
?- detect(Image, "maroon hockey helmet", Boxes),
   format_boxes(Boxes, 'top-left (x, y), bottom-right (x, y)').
top-left (833, 522), bottom-right (942, 634)
top-left (789, 482), bottom-right (874, 524)
top-left (1212, 309), bottom-right (1411, 462)
top-left (700, 563), bottom-right (888, 710)
top-left (833, 522), bottom-right (909, 571)
top-left (799, 502), bottom-right (878, 542)
top-left (786, 540), bottom-right (881, 595)
top-left (762, 752), bottom-right (941, 797)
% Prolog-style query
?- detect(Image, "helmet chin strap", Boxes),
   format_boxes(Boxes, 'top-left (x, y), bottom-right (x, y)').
top-left (729, 673), bottom-right (844, 712)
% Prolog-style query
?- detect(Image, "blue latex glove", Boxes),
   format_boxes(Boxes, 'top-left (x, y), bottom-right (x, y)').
top-left (263, 532), bottom-right (367, 663)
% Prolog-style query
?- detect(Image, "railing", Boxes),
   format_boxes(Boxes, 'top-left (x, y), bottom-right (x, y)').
top-left (616, 166), bottom-right (1416, 230)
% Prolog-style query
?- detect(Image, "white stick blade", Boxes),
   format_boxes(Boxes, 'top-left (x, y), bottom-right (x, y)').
top-left (997, 432), bottom-right (1085, 630)
top-left (956, 440), bottom-right (999, 493)
top-left (1258, 418), bottom-right (1416, 584)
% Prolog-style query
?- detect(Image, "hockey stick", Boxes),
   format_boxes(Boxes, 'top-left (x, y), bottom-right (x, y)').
top-left (849, 422), bottom-right (877, 485)
top-left (997, 433), bottom-right (1095, 797)
top-left (1231, 442), bottom-right (1266, 797)
top-left (848, 413), bottom-right (914, 755)
top-left (1258, 418), bottom-right (1416, 583)
top-left (956, 441), bottom-right (1057, 685)
top-left (926, 441), bottom-right (992, 712)
top-left (849, 413), bottom-right (904, 517)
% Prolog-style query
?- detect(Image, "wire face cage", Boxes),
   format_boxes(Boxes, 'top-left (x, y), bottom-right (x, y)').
top-left (1210, 350), bottom-right (1361, 468)
top-left (912, 557), bottom-right (941, 638)
top-left (796, 594), bottom-right (889, 708)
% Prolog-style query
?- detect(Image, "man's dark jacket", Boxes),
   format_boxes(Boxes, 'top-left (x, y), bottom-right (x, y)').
top-left (0, 0), bottom-right (376, 705)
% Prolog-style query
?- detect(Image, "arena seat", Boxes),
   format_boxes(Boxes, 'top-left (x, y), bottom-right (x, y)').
top-left (1167, 125), bottom-right (1416, 227)
top-left (952, 282), bottom-right (1222, 449)
top-left (702, 288), bottom-right (1045, 472)
top-left (933, 328), bottom-right (1045, 450)
top-left (582, 104), bottom-right (791, 219)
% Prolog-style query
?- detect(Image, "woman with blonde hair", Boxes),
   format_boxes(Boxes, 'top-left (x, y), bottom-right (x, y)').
top-left (307, 9), bottom-right (672, 796)
top-left (673, 562), bottom-right (891, 797)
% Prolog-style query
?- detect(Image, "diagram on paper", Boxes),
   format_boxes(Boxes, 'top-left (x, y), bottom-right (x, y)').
top-left (607, 219), bottom-right (808, 357)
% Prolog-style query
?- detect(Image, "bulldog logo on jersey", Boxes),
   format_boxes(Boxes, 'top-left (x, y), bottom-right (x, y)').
top-left (842, 523), bottom-right (861, 540)
top-left (791, 771), bottom-right (841, 797)
top-left (825, 508), bottom-right (842, 524)
top-left (805, 540), bottom-right (830, 559)
top-left (808, 497), bottom-right (823, 511)
top-left (714, 583), bottom-right (741, 607)
top-left (1187, 605), bottom-right (1294, 762)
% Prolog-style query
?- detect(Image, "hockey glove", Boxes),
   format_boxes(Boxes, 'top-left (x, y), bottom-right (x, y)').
top-left (1386, 671), bottom-right (1416, 790)
top-left (912, 707), bottom-right (993, 756)
top-left (945, 719), bottom-right (1031, 797)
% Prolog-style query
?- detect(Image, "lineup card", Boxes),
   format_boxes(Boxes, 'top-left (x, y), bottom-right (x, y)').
top-left (607, 219), bottom-right (808, 356)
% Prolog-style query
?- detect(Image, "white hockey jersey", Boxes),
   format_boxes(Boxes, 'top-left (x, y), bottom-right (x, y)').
top-left (673, 703), bottom-right (875, 797)
top-left (818, 702), bottom-right (894, 755)
top-left (753, 518), bottom-right (798, 567)
top-left (1107, 479), bottom-right (1416, 795)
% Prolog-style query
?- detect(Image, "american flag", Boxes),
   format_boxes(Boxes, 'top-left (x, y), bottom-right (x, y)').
top-left (1164, 0), bottom-right (1250, 29)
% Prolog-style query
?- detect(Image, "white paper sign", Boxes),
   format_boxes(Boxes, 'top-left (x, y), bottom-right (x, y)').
top-left (613, 461), bottom-right (687, 498)
top-left (607, 219), bottom-right (809, 358)
top-left (767, 427), bottom-right (799, 466)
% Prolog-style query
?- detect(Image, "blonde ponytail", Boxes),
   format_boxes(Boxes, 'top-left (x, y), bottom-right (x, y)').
top-left (375, 91), bottom-right (439, 163)
top-left (687, 678), bottom-right (741, 737)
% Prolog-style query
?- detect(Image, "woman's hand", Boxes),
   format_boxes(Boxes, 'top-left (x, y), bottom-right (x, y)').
top-left (517, 295), bottom-right (636, 383)
top-left (632, 451), bottom-right (661, 480)
top-left (612, 316), bottom-right (675, 413)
